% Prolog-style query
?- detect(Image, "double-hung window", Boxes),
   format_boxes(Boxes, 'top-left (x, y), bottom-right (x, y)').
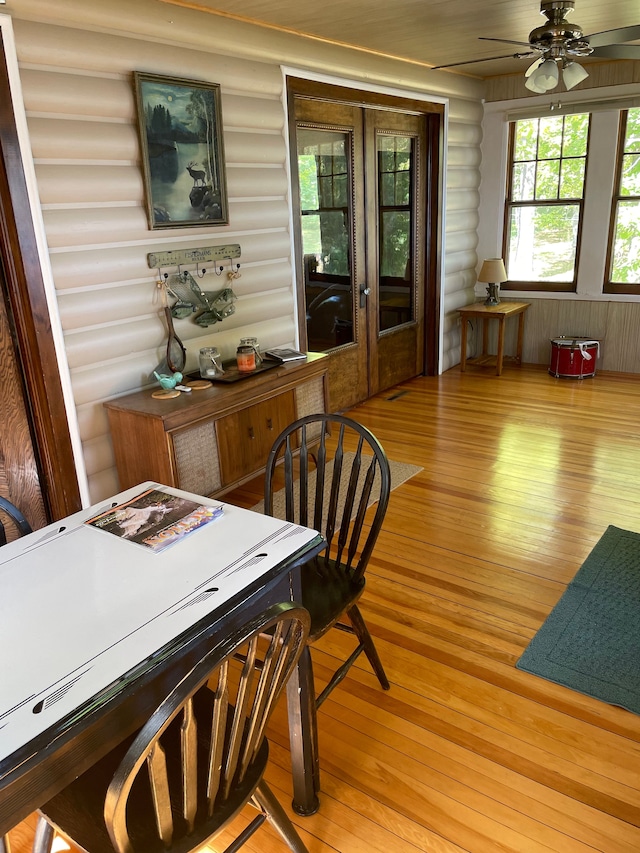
top-left (607, 108), bottom-right (640, 293)
top-left (503, 113), bottom-right (590, 293)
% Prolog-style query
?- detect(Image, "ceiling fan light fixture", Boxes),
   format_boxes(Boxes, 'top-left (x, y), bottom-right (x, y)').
top-left (525, 56), bottom-right (544, 76)
top-left (525, 57), bottom-right (559, 92)
top-left (525, 74), bottom-right (548, 93)
top-left (562, 59), bottom-right (589, 89)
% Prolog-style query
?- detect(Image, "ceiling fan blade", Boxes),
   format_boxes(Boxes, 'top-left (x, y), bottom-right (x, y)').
top-left (585, 25), bottom-right (640, 49)
top-left (479, 36), bottom-right (537, 48)
top-left (432, 52), bottom-right (536, 70)
top-left (591, 44), bottom-right (640, 60)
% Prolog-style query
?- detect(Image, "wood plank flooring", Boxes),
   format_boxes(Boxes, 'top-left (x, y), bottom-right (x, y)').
top-left (8, 364), bottom-right (640, 853)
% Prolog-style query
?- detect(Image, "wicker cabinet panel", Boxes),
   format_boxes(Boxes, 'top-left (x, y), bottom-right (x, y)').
top-left (172, 420), bottom-right (221, 496)
top-left (295, 375), bottom-right (325, 443)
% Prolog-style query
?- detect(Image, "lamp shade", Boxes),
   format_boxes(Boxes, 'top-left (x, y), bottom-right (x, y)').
top-left (562, 61), bottom-right (589, 90)
top-left (525, 74), bottom-right (548, 94)
top-left (525, 57), bottom-right (559, 93)
top-left (478, 258), bottom-right (507, 283)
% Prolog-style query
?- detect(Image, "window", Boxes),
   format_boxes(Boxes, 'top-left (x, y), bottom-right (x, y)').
top-left (377, 133), bottom-right (415, 330)
top-left (504, 113), bottom-right (590, 293)
top-left (296, 127), bottom-right (354, 350)
top-left (607, 108), bottom-right (640, 293)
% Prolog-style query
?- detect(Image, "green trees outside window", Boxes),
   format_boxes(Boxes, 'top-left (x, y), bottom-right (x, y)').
top-left (609, 108), bottom-right (640, 288)
top-left (505, 113), bottom-right (590, 291)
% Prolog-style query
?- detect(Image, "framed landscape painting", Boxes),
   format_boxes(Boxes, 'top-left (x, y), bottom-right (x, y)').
top-left (134, 72), bottom-right (228, 229)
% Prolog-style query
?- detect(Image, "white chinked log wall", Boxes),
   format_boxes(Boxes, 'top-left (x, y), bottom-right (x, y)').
top-left (12, 15), bottom-right (483, 502)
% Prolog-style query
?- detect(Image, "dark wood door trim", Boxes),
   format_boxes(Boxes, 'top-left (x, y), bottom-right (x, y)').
top-left (0, 33), bottom-right (81, 519)
top-left (286, 76), bottom-right (443, 381)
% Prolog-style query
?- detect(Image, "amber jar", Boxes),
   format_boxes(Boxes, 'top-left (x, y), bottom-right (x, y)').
top-left (240, 336), bottom-right (262, 364)
top-left (236, 344), bottom-right (256, 372)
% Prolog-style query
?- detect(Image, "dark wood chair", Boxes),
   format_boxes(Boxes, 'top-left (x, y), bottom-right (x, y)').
top-left (33, 603), bottom-right (311, 853)
top-left (264, 413), bottom-right (391, 708)
top-left (0, 496), bottom-right (32, 547)
top-left (0, 497), bottom-right (32, 853)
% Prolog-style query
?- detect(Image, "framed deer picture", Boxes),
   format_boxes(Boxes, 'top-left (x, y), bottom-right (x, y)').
top-left (134, 72), bottom-right (228, 229)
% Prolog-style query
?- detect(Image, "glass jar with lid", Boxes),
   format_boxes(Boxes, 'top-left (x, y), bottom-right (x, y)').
top-left (199, 347), bottom-right (225, 378)
top-left (239, 336), bottom-right (263, 364)
top-left (236, 344), bottom-right (256, 372)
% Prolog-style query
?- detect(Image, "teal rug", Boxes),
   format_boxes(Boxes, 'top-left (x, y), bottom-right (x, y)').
top-left (516, 525), bottom-right (640, 714)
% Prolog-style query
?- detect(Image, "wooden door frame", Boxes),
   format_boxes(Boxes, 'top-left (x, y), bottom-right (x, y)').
top-left (286, 76), bottom-right (444, 378)
top-left (0, 32), bottom-right (81, 519)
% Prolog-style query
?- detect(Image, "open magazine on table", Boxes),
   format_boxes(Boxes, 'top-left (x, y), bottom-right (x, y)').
top-left (84, 487), bottom-right (223, 553)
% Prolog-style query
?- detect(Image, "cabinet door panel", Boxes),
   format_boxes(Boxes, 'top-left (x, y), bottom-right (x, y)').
top-left (172, 420), bottom-right (222, 496)
top-left (217, 391), bottom-right (296, 485)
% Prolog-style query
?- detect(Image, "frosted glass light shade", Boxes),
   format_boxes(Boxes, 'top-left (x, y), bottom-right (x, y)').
top-left (525, 58), bottom-right (559, 92)
top-left (563, 61), bottom-right (589, 90)
top-left (525, 75), bottom-right (548, 93)
top-left (478, 258), bottom-right (507, 283)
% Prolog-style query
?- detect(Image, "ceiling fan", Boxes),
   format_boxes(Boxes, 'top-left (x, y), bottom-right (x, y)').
top-left (432, 0), bottom-right (640, 92)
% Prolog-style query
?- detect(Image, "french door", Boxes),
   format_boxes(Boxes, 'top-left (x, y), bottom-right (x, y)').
top-left (288, 80), bottom-right (442, 411)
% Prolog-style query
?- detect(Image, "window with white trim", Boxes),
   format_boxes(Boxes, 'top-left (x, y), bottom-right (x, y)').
top-left (503, 112), bottom-right (590, 293)
top-left (607, 108), bottom-right (640, 293)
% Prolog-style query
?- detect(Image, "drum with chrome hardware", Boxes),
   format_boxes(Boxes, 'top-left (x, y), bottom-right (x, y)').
top-left (549, 337), bottom-right (600, 379)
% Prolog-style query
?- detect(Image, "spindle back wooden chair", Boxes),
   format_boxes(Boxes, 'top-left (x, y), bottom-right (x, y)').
top-left (0, 496), bottom-right (32, 547)
top-left (264, 413), bottom-right (391, 708)
top-left (33, 603), bottom-right (311, 853)
top-left (0, 497), bottom-right (32, 853)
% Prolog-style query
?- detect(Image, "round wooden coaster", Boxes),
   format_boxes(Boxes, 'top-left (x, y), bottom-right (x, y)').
top-left (185, 379), bottom-right (212, 390)
top-left (151, 388), bottom-right (181, 399)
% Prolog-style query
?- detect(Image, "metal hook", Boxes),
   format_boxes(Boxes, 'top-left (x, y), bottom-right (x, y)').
top-left (226, 259), bottom-right (241, 281)
top-left (196, 265), bottom-right (206, 279)
top-left (214, 265), bottom-right (224, 276)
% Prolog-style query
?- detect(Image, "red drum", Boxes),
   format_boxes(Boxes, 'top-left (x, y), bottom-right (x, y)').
top-left (549, 337), bottom-right (600, 379)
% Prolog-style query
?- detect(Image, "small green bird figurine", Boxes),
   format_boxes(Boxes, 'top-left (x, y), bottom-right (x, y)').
top-left (154, 371), bottom-right (183, 390)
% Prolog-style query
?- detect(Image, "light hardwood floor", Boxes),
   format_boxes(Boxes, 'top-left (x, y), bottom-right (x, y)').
top-left (8, 364), bottom-right (640, 853)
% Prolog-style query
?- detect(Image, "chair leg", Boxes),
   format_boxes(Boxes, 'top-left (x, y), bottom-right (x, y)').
top-left (32, 817), bottom-right (55, 853)
top-left (252, 781), bottom-right (309, 853)
top-left (347, 604), bottom-right (390, 690)
top-left (0, 833), bottom-right (11, 853)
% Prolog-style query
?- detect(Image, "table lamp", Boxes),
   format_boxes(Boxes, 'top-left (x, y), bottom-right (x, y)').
top-left (478, 258), bottom-right (507, 306)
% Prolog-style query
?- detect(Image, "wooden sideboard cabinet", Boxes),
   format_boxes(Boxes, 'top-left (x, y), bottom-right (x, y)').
top-left (104, 353), bottom-right (328, 497)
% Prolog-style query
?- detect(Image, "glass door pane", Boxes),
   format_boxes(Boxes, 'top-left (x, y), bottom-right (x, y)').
top-left (377, 134), bottom-right (415, 331)
top-left (297, 128), bottom-right (354, 351)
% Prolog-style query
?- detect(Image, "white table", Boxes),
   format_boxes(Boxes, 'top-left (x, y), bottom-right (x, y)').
top-left (0, 483), bottom-right (324, 834)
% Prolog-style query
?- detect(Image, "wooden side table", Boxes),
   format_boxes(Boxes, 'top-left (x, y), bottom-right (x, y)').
top-left (458, 301), bottom-right (530, 376)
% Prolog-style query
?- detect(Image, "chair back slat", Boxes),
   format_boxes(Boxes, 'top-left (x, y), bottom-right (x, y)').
top-left (282, 435), bottom-right (296, 521)
top-left (180, 697), bottom-right (198, 831)
top-left (240, 619), bottom-right (285, 771)
top-left (222, 635), bottom-right (258, 798)
top-left (298, 427), bottom-right (309, 528)
top-left (312, 424), bottom-right (328, 533)
top-left (205, 660), bottom-right (229, 815)
top-left (325, 426), bottom-right (345, 553)
top-left (348, 459), bottom-right (377, 574)
top-left (104, 604), bottom-right (310, 853)
top-left (335, 435), bottom-right (366, 566)
top-left (147, 741), bottom-right (173, 847)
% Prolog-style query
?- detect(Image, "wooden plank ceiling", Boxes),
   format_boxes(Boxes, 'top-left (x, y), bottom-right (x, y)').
top-left (161, 0), bottom-right (640, 78)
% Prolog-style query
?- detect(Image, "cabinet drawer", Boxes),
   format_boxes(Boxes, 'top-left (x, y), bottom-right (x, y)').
top-left (217, 390), bottom-right (296, 485)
